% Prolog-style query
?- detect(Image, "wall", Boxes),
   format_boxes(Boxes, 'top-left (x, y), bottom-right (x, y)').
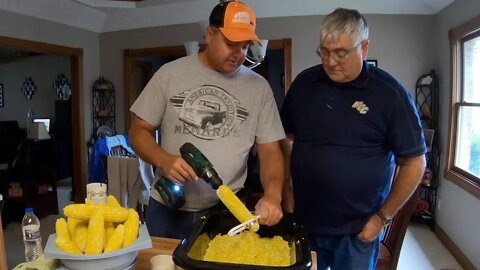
top-left (0, 9), bottom-right (100, 142)
top-left (0, 55), bottom-right (70, 128)
top-left (100, 14), bottom-right (436, 133)
top-left (435, 0), bottom-right (480, 268)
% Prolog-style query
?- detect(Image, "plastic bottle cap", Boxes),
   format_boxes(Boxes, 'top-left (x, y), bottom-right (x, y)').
top-left (25, 207), bottom-right (33, 214)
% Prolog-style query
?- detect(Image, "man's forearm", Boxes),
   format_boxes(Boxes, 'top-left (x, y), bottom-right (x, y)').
top-left (280, 137), bottom-right (294, 212)
top-left (380, 155), bottom-right (426, 217)
top-left (257, 141), bottom-right (284, 203)
top-left (129, 120), bottom-right (167, 169)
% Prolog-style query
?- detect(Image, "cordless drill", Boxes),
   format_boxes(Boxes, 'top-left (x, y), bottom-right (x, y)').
top-left (153, 142), bottom-right (223, 208)
top-left (155, 143), bottom-right (259, 231)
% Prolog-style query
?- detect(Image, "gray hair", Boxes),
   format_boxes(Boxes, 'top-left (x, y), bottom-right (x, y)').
top-left (320, 8), bottom-right (369, 45)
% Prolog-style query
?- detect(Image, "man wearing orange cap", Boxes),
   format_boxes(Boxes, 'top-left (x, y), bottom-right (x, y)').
top-left (129, 0), bottom-right (285, 239)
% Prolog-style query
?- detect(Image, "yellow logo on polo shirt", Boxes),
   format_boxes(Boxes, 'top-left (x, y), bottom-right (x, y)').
top-left (352, 101), bottom-right (369, 114)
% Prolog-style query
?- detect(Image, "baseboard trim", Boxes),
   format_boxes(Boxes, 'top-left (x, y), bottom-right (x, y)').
top-left (434, 224), bottom-right (477, 270)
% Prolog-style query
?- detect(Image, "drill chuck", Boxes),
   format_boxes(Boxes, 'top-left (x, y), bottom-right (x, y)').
top-left (199, 167), bottom-right (222, 189)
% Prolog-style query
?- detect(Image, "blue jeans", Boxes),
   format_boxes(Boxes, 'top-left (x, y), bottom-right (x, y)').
top-left (309, 232), bottom-right (382, 270)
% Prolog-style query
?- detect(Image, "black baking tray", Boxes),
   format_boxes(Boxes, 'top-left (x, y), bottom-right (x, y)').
top-left (173, 210), bottom-right (312, 270)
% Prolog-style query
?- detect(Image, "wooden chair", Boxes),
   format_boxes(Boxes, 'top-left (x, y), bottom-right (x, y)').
top-left (376, 185), bottom-right (420, 270)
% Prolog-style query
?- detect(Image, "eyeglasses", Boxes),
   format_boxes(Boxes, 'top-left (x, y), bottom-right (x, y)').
top-left (316, 41), bottom-right (363, 62)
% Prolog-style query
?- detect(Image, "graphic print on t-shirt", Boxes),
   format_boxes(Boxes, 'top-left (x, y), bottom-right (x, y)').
top-left (169, 85), bottom-right (249, 140)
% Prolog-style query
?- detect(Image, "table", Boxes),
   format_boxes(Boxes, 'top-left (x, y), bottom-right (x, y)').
top-left (136, 237), bottom-right (317, 270)
top-left (136, 237), bottom-right (180, 270)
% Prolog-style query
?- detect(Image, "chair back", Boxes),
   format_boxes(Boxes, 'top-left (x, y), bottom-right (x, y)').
top-left (377, 167), bottom-right (420, 270)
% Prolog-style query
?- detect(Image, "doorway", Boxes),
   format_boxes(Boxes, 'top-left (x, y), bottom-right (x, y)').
top-left (0, 36), bottom-right (86, 203)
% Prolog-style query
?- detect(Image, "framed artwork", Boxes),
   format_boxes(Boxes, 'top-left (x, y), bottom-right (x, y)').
top-left (0, 84), bottom-right (4, 107)
top-left (367, 59), bottom-right (378, 67)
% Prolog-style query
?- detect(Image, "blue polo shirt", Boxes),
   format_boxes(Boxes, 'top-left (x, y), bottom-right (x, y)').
top-left (280, 62), bottom-right (426, 235)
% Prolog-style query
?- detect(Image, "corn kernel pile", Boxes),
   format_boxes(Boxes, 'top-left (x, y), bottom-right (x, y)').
top-left (203, 231), bottom-right (292, 266)
top-left (55, 195), bottom-right (139, 254)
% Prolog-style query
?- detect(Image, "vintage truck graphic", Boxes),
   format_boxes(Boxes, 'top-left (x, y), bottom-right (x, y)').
top-left (179, 100), bottom-right (227, 129)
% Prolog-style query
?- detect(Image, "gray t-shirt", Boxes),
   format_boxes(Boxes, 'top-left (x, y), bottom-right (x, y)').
top-left (130, 55), bottom-right (285, 211)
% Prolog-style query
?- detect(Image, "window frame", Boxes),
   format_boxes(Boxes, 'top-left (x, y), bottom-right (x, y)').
top-left (445, 15), bottom-right (480, 199)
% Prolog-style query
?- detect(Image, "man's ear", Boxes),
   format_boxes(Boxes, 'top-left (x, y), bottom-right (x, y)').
top-left (361, 39), bottom-right (369, 60)
top-left (205, 26), bottom-right (213, 44)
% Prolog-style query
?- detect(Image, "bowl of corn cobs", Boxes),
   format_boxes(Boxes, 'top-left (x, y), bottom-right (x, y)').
top-left (44, 195), bottom-right (152, 270)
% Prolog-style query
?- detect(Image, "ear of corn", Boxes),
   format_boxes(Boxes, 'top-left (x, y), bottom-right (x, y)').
top-left (217, 185), bottom-right (259, 232)
top-left (55, 218), bottom-right (70, 239)
top-left (97, 204), bottom-right (129, 223)
top-left (55, 218), bottom-right (82, 254)
top-left (56, 202), bottom-right (141, 254)
top-left (107, 195), bottom-right (122, 207)
top-left (105, 222), bottom-right (116, 243)
top-left (64, 204), bottom-right (94, 221)
top-left (74, 223), bottom-right (88, 253)
top-left (84, 210), bottom-right (105, 255)
top-left (104, 224), bottom-right (125, 253)
top-left (63, 203), bottom-right (128, 223)
top-left (122, 208), bottom-right (139, 248)
top-left (66, 217), bottom-right (84, 239)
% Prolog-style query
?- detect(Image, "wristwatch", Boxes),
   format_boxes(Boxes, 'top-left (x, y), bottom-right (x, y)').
top-left (376, 210), bottom-right (393, 226)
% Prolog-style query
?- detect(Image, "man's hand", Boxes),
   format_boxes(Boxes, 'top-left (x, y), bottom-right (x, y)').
top-left (158, 153), bottom-right (198, 184)
top-left (357, 214), bottom-right (384, 242)
top-left (255, 193), bottom-right (283, 226)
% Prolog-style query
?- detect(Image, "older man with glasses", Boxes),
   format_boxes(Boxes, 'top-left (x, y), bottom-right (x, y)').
top-left (280, 8), bottom-right (427, 270)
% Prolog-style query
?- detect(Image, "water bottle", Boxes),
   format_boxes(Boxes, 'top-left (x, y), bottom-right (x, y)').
top-left (22, 207), bottom-right (44, 261)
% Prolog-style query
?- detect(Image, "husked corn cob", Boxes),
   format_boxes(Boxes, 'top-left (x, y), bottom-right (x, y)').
top-left (97, 204), bottom-right (128, 222)
top-left (64, 203), bottom-right (128, 223)
top-left (66, 217), bottom-right (84, 239)
top-left (64, 204), bottom-right (94, 221)
top-left (105, 222), bottom-right (116, 243)
top-left (55, 218), bottom-right (82, 254)
top-left (74, 223), bottom-right (88, 253)
top-left (122, 209), bottom-right (139, 248)
top-left (107, 195), bottom-right (122, 207)
top-left (104, 224), bottom-right (125, 253)
top-left (217, 185), bottom-right (259, 232)
top-left (85, 210), bottom-right (105, 255)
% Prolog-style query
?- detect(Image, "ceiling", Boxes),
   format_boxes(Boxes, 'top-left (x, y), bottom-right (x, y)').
top-left (0, 0), bottom-right (456, 33)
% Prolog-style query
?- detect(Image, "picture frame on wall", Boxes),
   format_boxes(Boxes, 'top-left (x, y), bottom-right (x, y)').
top-left (367, 59), bottom-right (378, 67)
top-left (0, 84), bottom-right (4, 107)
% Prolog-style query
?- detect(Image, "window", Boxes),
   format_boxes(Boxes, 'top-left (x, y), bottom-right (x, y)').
top-left (446, 16), bottom-right (480, 198)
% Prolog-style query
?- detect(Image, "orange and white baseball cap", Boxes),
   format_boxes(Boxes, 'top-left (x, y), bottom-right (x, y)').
top-left (209, 0), bottom-right (261, 44)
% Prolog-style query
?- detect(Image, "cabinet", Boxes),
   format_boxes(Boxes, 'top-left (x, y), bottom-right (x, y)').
top-left (413, 70), bottom-right (440, 229)
top-left (55, 100), bottom-right (73, 180)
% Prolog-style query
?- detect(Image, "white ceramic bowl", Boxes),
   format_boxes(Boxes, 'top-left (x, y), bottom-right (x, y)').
top-left (44, 224), bottom-right (151, 270)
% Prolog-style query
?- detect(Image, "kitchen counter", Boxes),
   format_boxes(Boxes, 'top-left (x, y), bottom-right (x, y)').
top-left (136, 236), bottom-right (317, 270)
